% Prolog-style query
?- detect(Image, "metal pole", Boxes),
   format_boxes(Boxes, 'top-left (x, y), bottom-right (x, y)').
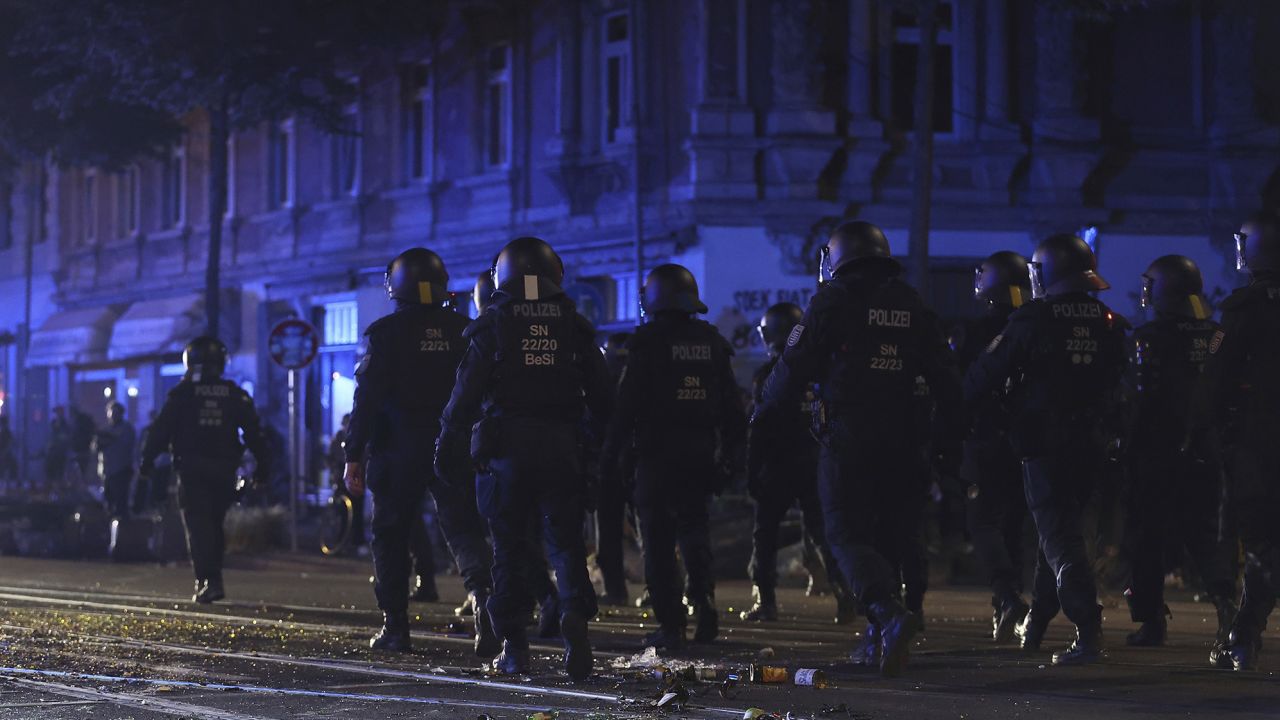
top-left (19, 163), bottom-right (37, 486)
top-left (287, 368), bottom-right (298, 552)
top-left (630, 0), bottom-right (644, 317)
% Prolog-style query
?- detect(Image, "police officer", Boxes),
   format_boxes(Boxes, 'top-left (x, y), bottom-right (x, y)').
top-left (1123, 255), bottom-right (1237, 648)
top-left (436, 237), bottom-right (610, 681)
top-left (139, 337), bottom-right (268, 604)
top-left (960, 251), bottom-right (1034, 642)
top-left (596, 331), bottom-right (635, 606)
top-left (470, 265), bottom-right (563, 638)
top-left (758, 221), bottom-right (964, 677)
top-left (965, 234), bottom-right (1127, 665)
top-left (603, 264), bottom-right (746, 651)
top-left (743, 302), bottom-right (846, 624)
top-left (343, 248), bottom-right (497, 656)
top-left (1199, 210), bottom-right (1280, 671)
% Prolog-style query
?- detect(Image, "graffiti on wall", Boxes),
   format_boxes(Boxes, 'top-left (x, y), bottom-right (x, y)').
top-left (715, 285), bottom-right (817, 353)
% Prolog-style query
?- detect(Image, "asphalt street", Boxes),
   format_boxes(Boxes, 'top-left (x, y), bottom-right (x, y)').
top-left (0, 554), bottom-right (1276, 719)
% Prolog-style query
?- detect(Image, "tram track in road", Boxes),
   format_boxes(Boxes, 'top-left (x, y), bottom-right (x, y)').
top-left (4, 580), bottom-right (1275, 719)
top-left (0, 583), bottom-right (858, 652)
top-left (5, 597), bottom-right (1269, 720)
top-left (0, 618), bottom-right (747, 718)
top-left (0, 583), bottom-right (1250, 676)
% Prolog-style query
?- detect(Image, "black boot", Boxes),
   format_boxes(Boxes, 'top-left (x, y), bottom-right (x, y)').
top-left (870, 601), bottom-right (918, 678)
top-left (692, 597), bottom-right (720, 643)
top-left (1016, 608), bottom-right (1051, 651)
top-left (849, 623), bottom-right (881, 666)
top-left (370, 611), bottom-right (412, 652)
top-left (993, 596), bottom-right (1029, 644)
top-left (1223, 627), bottom-right (1261, 672)
top-left (641, 625), bottom-right (686, 652)
top-left (1209, 597), bottom-right (1239, 668)
top-left (1052, 625), bottom-right (1103, 666)
top-left (494, 629), bottom-right (530, 675)
top-left (537, 593), bottom-right (561, 639)
top-left (1125, 612), bottom-right (1168, 647)
top-left (471, 592), bottom-right (500, 658)
top-left (740, 585), bottom-right (778, 622)
top-left (560, 610), bottom-right (593, 681)
top-left (408, 573), bottom-right (439, 603)
top-left (634, 588), bottom-right (651, 608)
top-left (194, 576), bottom-right (225, 604)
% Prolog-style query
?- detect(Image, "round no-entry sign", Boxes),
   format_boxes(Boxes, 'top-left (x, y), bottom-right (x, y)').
top-left (268, 318), bottom-right (320, 370)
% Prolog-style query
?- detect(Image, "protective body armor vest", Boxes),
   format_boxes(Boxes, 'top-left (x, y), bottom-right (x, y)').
top-left (630, 316), bottom-right (729, 445)
top-left (490, 296), bottom-right (585, 420)
top-left (165, 379), bottom-right (249, 462)
top-left (823, 277), bottom-right (928, 419)
top-left (370, 305), bottom-right (469, 426)
top-left (1218, 279), bottom-right (1280, 422)
top-left (1132, 317), bottom-right (1218, 428)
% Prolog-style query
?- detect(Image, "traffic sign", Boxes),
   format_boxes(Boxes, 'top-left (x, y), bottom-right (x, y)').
top-left (564, 282), bottom-right (606, 327)
top-left (267, 318), bottom-right (320, 370)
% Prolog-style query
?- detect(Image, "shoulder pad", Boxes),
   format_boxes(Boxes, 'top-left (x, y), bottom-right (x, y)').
top-left (701, 322), bottom-right (736, 357)
top-left (462, 311), bottom-right (497, 339)
top-left (166, 382), bottom-right (191, 400)
top-left (1108, 311), bottom-right (1132, 332)
top-left (1007, 300), bottom-right (1046, 323)
top-left (364, 313), bottom-right (394, 337)
top-left (1219, 287), bottom-right (1253, 311)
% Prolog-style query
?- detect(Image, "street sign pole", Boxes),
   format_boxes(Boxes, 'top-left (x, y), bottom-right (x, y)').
top-left (287, 368), bottom-right (298, 552)
top-left (267, 317), bottom-right (319, 555)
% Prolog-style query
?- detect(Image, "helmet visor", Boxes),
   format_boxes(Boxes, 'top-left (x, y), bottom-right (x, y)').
top-left (1235, 231), bottom-right (1248, 272)
top-left (1028, 261), bottom-right (1046, 299)
top-left (973, 264), bottom-right (986, 300)
top-left (818, 246), bottom-right (834, 284)
top-left (1139, 275), bottom-right (1153, 309)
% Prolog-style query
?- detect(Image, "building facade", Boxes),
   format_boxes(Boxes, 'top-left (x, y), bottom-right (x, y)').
top-left (1, 0), bottom-right (1277, 485)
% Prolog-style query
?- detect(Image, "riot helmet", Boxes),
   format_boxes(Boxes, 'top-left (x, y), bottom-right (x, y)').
top-left (973, 251), bottom-right (1031, 308)
top-left (1140, 254), bottom-right (1210, 319)
top-left (1028, 233), bottom-right (1109, 299)
top-left (819, 221), bottom-right (895, 282)
top-left (641, 263), bottom-right (708, 316)
top-left (106, 401), bottom-right (125, 423)
top-left (1235, 210), bottom-right (1280, 275)
top-left (183, 336), bottom-right (228, 381)
top-left (385, 248), bottom-right (449, 305)
top-left (757, 302), bottom-right (804, 355)
top-left (493, 236), bottom-right (565, 299)
top-left (473, 268), bottom-right (497, 314)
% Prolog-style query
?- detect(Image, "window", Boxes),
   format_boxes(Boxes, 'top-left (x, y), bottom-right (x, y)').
top-left (613, 272), bottom-right (639, 322)
top-left (115, 166), bottom-right (139, 238)
top-left (0, 179), bottom-right (12, 250)
top-left (401, 64), bottom-right (432, 182)
top-left (322, 300), bottom-right (359, 347)
top-left (485, 45), bottom-right (511, 168)
top-left (602, 12), bottom-right (631, 145)
top-left (83, 171), bottom-right (97, 243)
top-left (161, 147), bottom-right (185, 228)
top-left (267, 120), bottom-right (295, 210)
top-left (890, 0), bottom-right (955, 134)
top-left (331, 104), bottom-right (361, 198)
